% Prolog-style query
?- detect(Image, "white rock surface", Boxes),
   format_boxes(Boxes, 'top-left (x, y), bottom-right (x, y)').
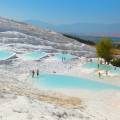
top-left (0, 17), bottom-right (119, 120)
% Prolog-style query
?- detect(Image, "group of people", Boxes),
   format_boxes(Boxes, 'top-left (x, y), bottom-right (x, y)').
top-left (62, 57), bottom-right (66, 62)
top-left (97, 63), bottom-right (109, 78)
top-left (98, 70), bottom-right (108, 78)
top-left (31, 69), bottom-right (39, 78)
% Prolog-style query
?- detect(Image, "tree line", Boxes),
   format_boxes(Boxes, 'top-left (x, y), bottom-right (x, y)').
top-left (62, 34), bottom-right (96, 46)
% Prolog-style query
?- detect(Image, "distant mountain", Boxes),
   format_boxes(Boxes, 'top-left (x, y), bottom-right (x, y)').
top-left (25, 20), bottom-right (120, 37)
top-left (25, 20), bottom-right (54, 30)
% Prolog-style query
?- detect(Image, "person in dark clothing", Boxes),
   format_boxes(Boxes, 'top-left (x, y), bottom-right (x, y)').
top-left (32, 70), bottom-right (35, 78)
top-left (37, 69), bottom-right (39, 77)
top-left (62, 57), bottom-right (63, 62)
top-left (64, 57), bottom-right (66, 61)
top-left (98, 72), bottom-right (101, 78)
top-left (90, 59), bottom-right (92, 62)
top-left (97, 64), bottom-right (100, 69)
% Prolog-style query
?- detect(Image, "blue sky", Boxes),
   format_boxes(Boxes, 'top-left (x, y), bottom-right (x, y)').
top-left (0, 0), bottom-right (120, 24)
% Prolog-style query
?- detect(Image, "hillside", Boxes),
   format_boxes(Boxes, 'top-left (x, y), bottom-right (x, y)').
top-left (0, 17), bottom-right (95, 57)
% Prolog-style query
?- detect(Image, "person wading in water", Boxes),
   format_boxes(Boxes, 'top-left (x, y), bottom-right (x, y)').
top-left (98, 72), bottom-right (101, 78)
top-left (97, 64), bottom-right (100, 69)
top-left (37, 69), bottom-right (39, 77)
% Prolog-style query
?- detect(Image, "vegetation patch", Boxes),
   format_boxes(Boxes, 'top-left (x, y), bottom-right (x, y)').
top-left (111, 58), bottom-right (120, 67)
top-left (63, 34), bottom-right (96, 46)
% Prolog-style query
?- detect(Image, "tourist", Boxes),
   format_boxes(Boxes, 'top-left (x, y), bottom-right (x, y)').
top-left (97, 64), bottom-right (100, 69)
top-left (37, 69), bottom-right (39, 77)
top-left (62, 57), bottom-right (63, 62)
top-left (98, 72), bottom-right (101, 78)
top-left (64, 57), bottom-right (66, 61)
top-left (32, 70), bottom-right (35, 78)
top-left (53, 71), bottom-right (56, 73)
top-left (90, 58), bottom-right (92, 62)
top-left (106, 70), bottom-right (108, 76)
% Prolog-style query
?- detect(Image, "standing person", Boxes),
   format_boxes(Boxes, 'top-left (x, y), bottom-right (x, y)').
top-left (62, 57), bottom-right (63, 62)
top-left (90, 58), bottom-right (92, 62)
top-left (97, 64), bottom-right (100, 69)
top-left (98, 72), bottom-right (101, 78)
top-left (32, 70), bottom-right (35, 78)
top-left (37, 69), bottom-right (39, 77)
top-left (64, 57), bottom-right (66, 62)
top-left (106, 70), bottom-right (108, 76)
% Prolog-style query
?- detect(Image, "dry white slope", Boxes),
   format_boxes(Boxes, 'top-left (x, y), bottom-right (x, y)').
top-left (0, 17), bottom-right (117, 120)
top-left (0, 17), bottom-right (95, 57)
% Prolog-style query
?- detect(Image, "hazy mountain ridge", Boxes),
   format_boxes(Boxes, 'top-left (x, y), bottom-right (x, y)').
top-left (25, 19), bottom-right (120, 37)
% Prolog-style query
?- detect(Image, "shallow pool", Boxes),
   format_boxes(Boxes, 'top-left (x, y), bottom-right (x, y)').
top-left (84, 62), bottom-right (120, 73)
top-left (22, 51), bottom-right (47, 60)
top-left (54, 53), bottom-right (77, 61)
top-left (0, 50), bottom-right (16, 60)
top-left (29, 74), bottom-right (120, 90)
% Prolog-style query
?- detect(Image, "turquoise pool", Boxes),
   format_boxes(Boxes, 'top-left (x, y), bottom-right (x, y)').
top-left (29, 74), bottom-right (120, 90)
top-left (54, 53), bottom-right (77, 61)
top-left (84, 62), bottom-right (120, 73)
top-left (0, 50), bottom-right (16, 60)
top-left (23, 51), bottom-right (47, 60)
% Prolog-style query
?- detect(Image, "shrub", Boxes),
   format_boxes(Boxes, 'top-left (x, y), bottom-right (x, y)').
top-left (96, 37), bottom-right (113, 63)
top-left (111, 58), bottom-right (120, 67)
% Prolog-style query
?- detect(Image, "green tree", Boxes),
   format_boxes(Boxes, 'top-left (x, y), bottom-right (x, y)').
top-left (96, 37), bottom-right (113, 63)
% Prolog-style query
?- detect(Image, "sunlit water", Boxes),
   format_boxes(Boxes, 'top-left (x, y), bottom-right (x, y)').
top-left (0, 50), bottom-right (15, 60)
top-left (29, 73), bottom-right (120, 90)
top-left (22, 51), bottom-right (47, 60)
top-left (54, 53), bottom-right (77, 61)
top-left (84, 62), bottom-right (120, 73)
